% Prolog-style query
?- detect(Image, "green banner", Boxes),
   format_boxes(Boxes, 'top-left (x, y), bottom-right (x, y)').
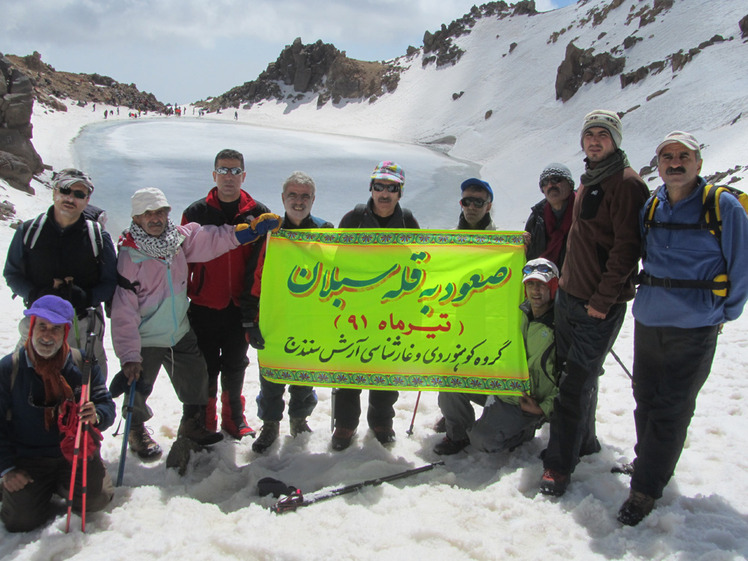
top-left (258, 229), bottom-right (529, 395)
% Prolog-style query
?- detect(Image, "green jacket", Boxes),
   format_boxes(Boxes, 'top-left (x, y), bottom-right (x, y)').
top-left (499, 301), bottom-right (558, 418)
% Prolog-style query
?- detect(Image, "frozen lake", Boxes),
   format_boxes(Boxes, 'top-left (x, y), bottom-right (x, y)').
top-left (72, 119), bottom-right (481, 236)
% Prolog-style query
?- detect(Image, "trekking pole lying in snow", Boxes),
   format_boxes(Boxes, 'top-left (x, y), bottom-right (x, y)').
top-left (610, 348), bottom-right (633, 380)
top-left (406, 391), bottom-right (422, 436)
top-left (116, 380), bottom-right (137, 487)
top-left (269, 461), bottom-right (445, 514)
top-left (65, 308), bottom-right (97, 533)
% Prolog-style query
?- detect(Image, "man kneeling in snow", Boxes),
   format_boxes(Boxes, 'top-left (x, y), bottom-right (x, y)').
top-left (0, 296), bottom-right (115, 532)
top-left (433, 258), bottom-right (559, 455)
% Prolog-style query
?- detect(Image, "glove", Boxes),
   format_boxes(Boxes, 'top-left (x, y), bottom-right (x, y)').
top-left (66, 282), bottom-right (89, 310)
top-left (245, 324), bottom-right (265, 350)
top-left (235, 213), bottom-right (281, 245)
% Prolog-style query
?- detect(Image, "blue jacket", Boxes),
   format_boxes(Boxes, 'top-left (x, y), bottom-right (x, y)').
top-left (633, 177), bottom-right (748, 327)
top-left (0, 349), bottom-right (115, 474)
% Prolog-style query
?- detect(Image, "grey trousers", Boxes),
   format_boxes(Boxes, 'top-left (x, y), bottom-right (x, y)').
top-left (132, 329), bottom-right (209, 424)
top-left (438, 392), bottom-right (543, 451)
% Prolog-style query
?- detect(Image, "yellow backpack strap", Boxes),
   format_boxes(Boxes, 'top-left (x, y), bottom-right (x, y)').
top-left (702, 184), bottom-right (722, 239)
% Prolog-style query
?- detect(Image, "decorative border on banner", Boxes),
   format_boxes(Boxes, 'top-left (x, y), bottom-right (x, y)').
top-left (260, 367), bottom-right (531, 395)
top-left (273, 229), bottom-right (525, 247)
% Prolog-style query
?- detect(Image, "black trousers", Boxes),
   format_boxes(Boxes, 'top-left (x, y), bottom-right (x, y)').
top-left (631, 321), bottom-right (718, 498)
top-left (188, 302), bottom-right (249, 419)
top-left (333, 389), bottom-right (398, 430)
top-left (543, 289), bottom-right (626, 474)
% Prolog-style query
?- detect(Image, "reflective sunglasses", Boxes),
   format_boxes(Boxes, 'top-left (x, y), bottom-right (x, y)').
top-left (523, 263), bottom-right (555, 275)
top-left (460, 197), bottom-right (487, 208)
top-left (215, 167), bottom-right (244, 176)
top-left (540, 176), bottom-right (567, 188)
top-left (55, 186), bottom-right (89, 199)
top-left (371, 182), bottom-right (401, 193)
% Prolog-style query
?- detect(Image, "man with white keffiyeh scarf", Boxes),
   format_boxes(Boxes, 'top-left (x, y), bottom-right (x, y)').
top-left (110, 188), bottom-right (279, 462)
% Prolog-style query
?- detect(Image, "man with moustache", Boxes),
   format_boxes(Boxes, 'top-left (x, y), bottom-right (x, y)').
top-left (111, 188), bottom-right (279, 461)
top-left (331, 161), bottom-right (420, 451)
top-left (4, 169), bottom-right (117, 377)
top-left (539, 110), bottom-right (649, 496)
top-left (0, 296), bottom-right (115, 532)
top-left (524, 163), bottom-right (576, 270)
top-left (182, 149), bottom-right (271, 441)
top-left (617, 132), bottom-right (748, 525)
top-left (457, 178), bottom-right (495, 230)
top-left (243, 171), bottom-right (333, 453)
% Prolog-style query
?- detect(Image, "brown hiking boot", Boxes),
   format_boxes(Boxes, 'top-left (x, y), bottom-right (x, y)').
top-left (617, 490), bottom-right (655, 526)
top-left (539, 468), bottom-right (570, 496)
top-left (128, 423), bottom-right (162, 461)
top-left (289, 417), bottom-right (312, 437)
top-left (331, 427), bottom-right (356, 451)
top-left (178, 413), bottom-right (223, 446)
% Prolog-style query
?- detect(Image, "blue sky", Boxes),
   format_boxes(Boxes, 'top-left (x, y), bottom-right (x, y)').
top-left (1, 0), bottom-right (576, 104)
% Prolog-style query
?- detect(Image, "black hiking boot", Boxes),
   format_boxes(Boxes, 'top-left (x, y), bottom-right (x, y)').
top-left (539, 468), bottom-right (570, 497)
top-left (372, 426), bottom-right (396, 446)
top-left (433, 417), bottom-right (447, 433)
top-left (331, 427), bottom-right (356, 451)
top-left (617, 490), bottom-right (655, 526)
top-left (252, 421), bottom-right (280, 453)
top-left (128, 423), bottom-right (162, 461)
top-left (433, 436), bottom-right (469, 456)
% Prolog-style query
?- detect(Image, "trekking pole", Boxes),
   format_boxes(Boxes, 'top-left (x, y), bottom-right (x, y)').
top-left (330, 388), bottom-right (337, 433)
top-left (271, 461), bottom-right (445, 514)
top-left (116, 380), bottom-right (137, 487)
top-left (609, 348), bottom-right (633, 380)
top-left (406, 391), bottom-right (421, 436)
top-left (65, 308), bottom-right (97, 533)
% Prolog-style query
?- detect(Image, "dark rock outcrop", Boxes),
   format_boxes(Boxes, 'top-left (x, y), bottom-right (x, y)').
top-left (199, 38), bottom-right (398, 111)
top-left (741, 15), bottom-right (748, 39)
top-left (0, 52), bottom-right (43, 193)
top-left (555, 42), bottom-right (626, 102)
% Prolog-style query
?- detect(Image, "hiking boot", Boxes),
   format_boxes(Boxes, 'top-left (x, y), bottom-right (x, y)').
top-left (617, 490), bottom-right (655, 526)
top-left (433, 436), bottom-right (469, 456)
top-left (372, 426), bottom-right (396, 445)
top-left (178, 411), bottom-right (224, 446)
top-left (128, 423), bottom-right (162, 460)
top-left (433, 417), bottom-right (447, 433)
top-left (252, 421), bottom-right (280, 453)
top-left (539, 468), bottom-right (570, 497)
top-left (289, 417), bottom-right (312, 437)
top-left (221, 392), bottom-right (255, 439)
top-left (331, 427), bottom-right (356, 451)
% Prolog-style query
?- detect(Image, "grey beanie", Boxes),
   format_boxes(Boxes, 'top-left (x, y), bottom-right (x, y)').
top-left (539, 163), bottom-right (575, 191)
top-left (581, 109), bottom-right (623, 149)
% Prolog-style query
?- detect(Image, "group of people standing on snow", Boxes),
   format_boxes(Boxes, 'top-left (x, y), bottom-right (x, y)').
top-left (0, 110), bottom-right (746, 532)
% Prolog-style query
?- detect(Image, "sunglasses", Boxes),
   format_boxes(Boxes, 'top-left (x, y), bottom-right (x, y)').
top-left (55, 186), bottom-right (89, 199)
top-left (215, 167), bottom-right (244, 176)
top-left (540, 176), bottom-right (567, 188)
top-left (371, 182), bottom-right (401, 193)
top-left (523, 263), bottom-right (555, 275)
top-left (460, 197), bottom-right (487, 208)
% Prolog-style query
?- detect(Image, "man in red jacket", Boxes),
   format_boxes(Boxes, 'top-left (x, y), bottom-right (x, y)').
top-left (182, 149), bottom-right (272, 440)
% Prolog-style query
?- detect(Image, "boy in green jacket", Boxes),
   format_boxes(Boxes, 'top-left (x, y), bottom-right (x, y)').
top-left (434, 258), bottom-right (559, 454)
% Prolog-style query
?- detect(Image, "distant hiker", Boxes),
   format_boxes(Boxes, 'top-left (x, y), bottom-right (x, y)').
top-left (539, 110), bottom-right (649, 497)
top-left (523, 163), bottom-right (576, 270)
top-left (0, 296), bottom-right (115, 532)
top-left (4, 168), bottom-right (117, 377)
top-left (234, 111), bottom-right (238, 121)
top-left (331, 161), bottom-right (420, 451)
top-left (243, 171), bottom-right (334, 454)
top-left (182, 149), bottom-right (272, 441)
top-left (457, 178), bottom-right (495, 230)
top-left (110, 187), bottom-right (279, 461)
top-left (433, 258), bottom-right (559, 455)
top-left (617, 132), bottom-right (748, 526)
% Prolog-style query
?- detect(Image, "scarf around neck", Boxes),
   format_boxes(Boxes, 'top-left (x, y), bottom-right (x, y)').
top-left (541, 190), bottom-right (575, 266)
top-left (580, 148), bottom-right (630, 187)
top-left (25, 329), bottom-right (74, 431)
top-left (129, 220), bottom-right (185, 263)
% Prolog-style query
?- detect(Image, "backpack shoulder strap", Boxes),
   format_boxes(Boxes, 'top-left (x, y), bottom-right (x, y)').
top-left (402, 208), bottom-right (418, 228)
top-left (86, 219), bottom-right (104, 259)
top-left (22, 214), bottom-right (47, 250)
top-left (642, 188), bottom-right (662, 229)
top-left (70, 348), bottom-right (83, 372)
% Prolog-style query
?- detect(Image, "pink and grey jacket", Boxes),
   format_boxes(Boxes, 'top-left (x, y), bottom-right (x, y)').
top-left (111, 222), bottom-right (240, 364)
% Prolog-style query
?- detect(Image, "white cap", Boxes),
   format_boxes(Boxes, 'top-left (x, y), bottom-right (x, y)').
top-left (522, 258), bottom-right (559, 285)
top-left (656, 131), bottom-right (701, 159)
top-left (131, 188), bottom-right (171, 217)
